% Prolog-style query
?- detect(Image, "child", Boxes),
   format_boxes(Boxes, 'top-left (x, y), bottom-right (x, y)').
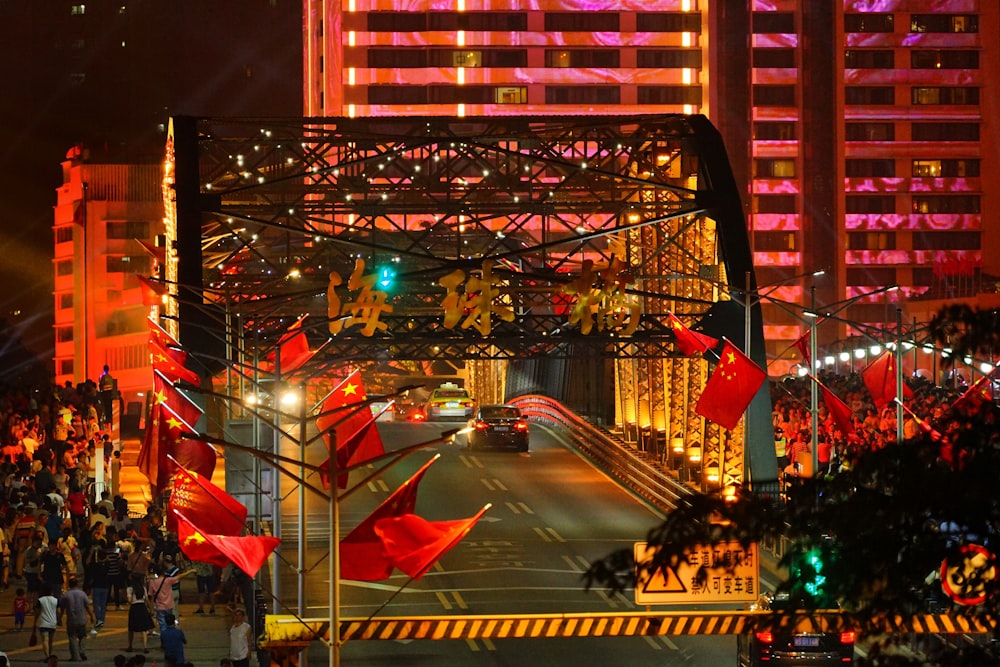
top-left (12, 587), bottom-right (28, 631)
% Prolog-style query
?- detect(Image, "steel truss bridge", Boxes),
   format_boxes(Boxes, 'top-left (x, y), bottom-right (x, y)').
top-left (165, 113), bottom-right (775, 493)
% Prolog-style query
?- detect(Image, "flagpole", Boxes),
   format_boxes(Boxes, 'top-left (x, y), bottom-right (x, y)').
top-left (810, 285), bottom-right (819, 480)
top-left (896, 308), bottom-right (904, 445)
top-left (298, 384), bottom-right (308, 667)
top-left (331, 444), bottom-right (340, 667)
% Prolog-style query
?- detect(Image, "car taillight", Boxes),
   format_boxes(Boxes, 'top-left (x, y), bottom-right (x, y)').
top-left (514, 420), bottom-right (529, 432)
top-left (839, 631), bottom-right (855, 644)
top-left (474, 420), bottom-right (489, 431)
top-left (411, 412), bottom-right (426, 422)
top-left (755, 631), bottom-right (774, 644)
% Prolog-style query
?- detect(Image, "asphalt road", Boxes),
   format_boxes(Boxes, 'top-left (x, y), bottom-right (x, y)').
top-left (273, 420), bottom-right (741, 665)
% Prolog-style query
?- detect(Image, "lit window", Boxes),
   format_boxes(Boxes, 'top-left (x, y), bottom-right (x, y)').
top-left (495, 87), bottom-right (527, 104)
top-left (911, 160), bottom-right (941, 177)
top-left (71, 4), bottom-right (85, 15)
top-left (452, 51), bottom-right (481, 67)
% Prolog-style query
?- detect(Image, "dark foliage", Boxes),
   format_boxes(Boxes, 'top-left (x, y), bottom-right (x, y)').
top-left (584, 308), bottom-right (1000, 666)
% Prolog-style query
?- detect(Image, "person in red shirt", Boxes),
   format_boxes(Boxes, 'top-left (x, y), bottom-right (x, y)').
top-left (66, 489), bottom-right (88, 534)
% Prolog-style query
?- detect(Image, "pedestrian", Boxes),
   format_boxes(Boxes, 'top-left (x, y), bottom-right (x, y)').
top-left (33, 581), bottom-right (59, 661)
top-left (87, 547), bottom-right (111, 629)
top-left (39, 538), bottom-right (68, 598)
top-left (228, 607), bottom-right (254, 667)
top-left (147, 563), bottom-right (192, 636)
top-left (192, 559), bottom-right (218, 615)
top-left (126, 579), bottom-right (155, 653)
top-left (12, 586), bottom-right (28, 631)
top-left (58, 576), bottom-right (96, 662)
top-left (160, 612), bottom-right (187, 664)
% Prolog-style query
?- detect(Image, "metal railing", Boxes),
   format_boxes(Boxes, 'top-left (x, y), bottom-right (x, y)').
top-left (509, 394), bottom-right (691, 513)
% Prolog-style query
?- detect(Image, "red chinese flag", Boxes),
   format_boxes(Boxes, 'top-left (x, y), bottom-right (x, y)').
top-left (951, 372), bottom-right (995, 415)
top-left (176, 514), bottom-right (279, 577)
top-left (148, 317), bottom-right (181, 349)
top-left (150, 338), bottom-right (201, 387)
top-left (153, 403), bottom-right (216, 491)
top-left (668, 312), bottom-right (718, 357)
top-left (695, 340), bottom-right (767, 431)
top-left (264, 317), bottom-right (314, 375)
top-left (817, 379), bottom-right (855, 435)
top-left (793, 329), bottom-right (811, 365)
top-left (317, 370), bottom-right (385, 489)
top-left (137, 275), bottom-right (165, 307)
top-left (375, 505), bottom-right (490, 580)
top-left (340, 456), bottom-right (438, 581)
top-left (168, 465), bottom-right (247, 537)
top-left (139, 377), bottom-right (205, 496)
top-left (861, 351), bottom-right (913, 410)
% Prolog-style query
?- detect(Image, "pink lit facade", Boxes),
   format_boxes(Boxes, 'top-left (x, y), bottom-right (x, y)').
top-left (305, 1), bottom-right (999, 371)
top-left (53, 148), bottom-right (164, 420)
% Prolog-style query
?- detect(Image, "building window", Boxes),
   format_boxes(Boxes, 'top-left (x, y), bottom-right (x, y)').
top-left (56, 326), bottom-right (74, 343)
top-left (845, 86), bottom-right (894, 105)
top-left (56, 260), bottom-right (74, 276)
top-left (847, 232), bottom-right (896, 250)
top-left (494, 87), bottom-right (527, 104)
top-left (845, 195), bottom-right (895, 214)
top-left (753, 194), bottom-right (797, 214)
top-left (844, 50), bottom-right (894, 68)
top-left (911, 50), bottom-right (979, 69)
top-left (910, 14), bottom-right (978, 33)
top-left (911, 122), bottom-right (979, 141)
top-left (753, 85), bottom-right (796, 106)
top-left (912, 87), bottom-right (979, 105)
top-left (545, 50), bottom-right (620, 68)
top-left (911, 160), bottom-right (941, 177)
top-left (452, 51), bottom-right (482, 67)
top-left (912, 195), bottom-right (980, 214)
top-left (753, 231), bottom-right (797, 251)
top-left (106, 221), bottom-right (151, 239)
top-left (367, 12), bottom-right (427, 32)
top-left (910, 159), bottom-right (979, 178)
top-left (752, 12), bottom-right (795, 34)
top-left (635, 13), bottom-right (701, 32)
top-left (428, 86), bottom-right (493, 104)
top-left (545, 86), bottom-right (620, 105)
top-left (368, 86), bottom-right (428, 105)
top-left (59, 293), bottom-right (73, 309)
top-left (753, 122), bottom-right (796, 141)
top-left (56, 226), bottom-right (74, 243)
top-left (636, 86), bottom-right (702, 105)
top-left (545, 12), bottom-right (620, 32)
top-left (367, 50), bottom-right (426, 68)
top-left (70, 4), bottom-right (85, 15)
top-left (637, 50), bottom-right (701, 68)
top-left (754, 159), bottom-right (796, 178)
top-left (426, 12), bottom-right (528, 31)
top-left (845, 159), bottom-right (895, 177)
top-left (59, 359), bottom-right (74, 375)
top-left (912, 232), bottom-right (980, 251)
top-left (846, 122), bottom-right (894, 141)
top-left (753, 48), bottom-right (796, 68)
top-left (844, 13), bottom-right (893, 32)
top-left (106, 255), bottom-right (153, 274)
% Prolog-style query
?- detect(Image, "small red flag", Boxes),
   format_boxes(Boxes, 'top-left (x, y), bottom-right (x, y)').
top-left (951, 371), bottom-right (995, 415)
top-left (150, 402), bottom-right (215, 491)
top-left (340, 456), bottom-right (438, 581)
top-left (264, 317), bottom-right (315, 375)
top-left (137, 275), bottom-right (166, 307)
top-left (138, 373), bottom-right (205, 494)
top-left (668, 312), bottom-right (718, 357)
top-left (176, 514), bottom-right (279, 577)
top-left (696, 340), bottom-right (767, 430)
top-left (793, 329), bottom-right (811, 365)
top-left (816, 378), bottom-right (855, 435)
top-left (317, 370), bottom-right (385, 489)
top-left (861, 351), bottom-right (913, 410)
top-left (150, 338), bottom-right (201, 386)
top-left (375, 505), bottom-right (490, 580)
top-left (168, 464), bottom-right (247, 536)
top-left (148, 317), bottom-right (181, 349)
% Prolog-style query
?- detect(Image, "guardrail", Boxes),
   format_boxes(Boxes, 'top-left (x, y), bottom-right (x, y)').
top-left (508, 394), bottom-right (691, 513)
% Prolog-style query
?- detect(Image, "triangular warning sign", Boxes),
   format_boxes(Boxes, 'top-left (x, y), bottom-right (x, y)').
top-left (640, 565), bottom-right (687, 595)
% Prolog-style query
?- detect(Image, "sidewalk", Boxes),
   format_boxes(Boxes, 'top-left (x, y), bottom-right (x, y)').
top-left (0, 440), bottom-right (245, 665)
top-left (0, 578), bottom-right (237, 665)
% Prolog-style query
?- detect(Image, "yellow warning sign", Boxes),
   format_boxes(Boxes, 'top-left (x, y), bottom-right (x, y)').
top-left (634, 541), bottom-right (759, 605)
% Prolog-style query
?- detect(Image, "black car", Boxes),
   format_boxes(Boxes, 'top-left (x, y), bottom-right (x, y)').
top-left (737, 592), bottom-right (855, 666)
top-left (466, 405), bottom-right (529, 451)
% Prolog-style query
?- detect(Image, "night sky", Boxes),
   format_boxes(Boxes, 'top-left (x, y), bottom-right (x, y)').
top-left (0, 0), bottom-right (302, 368)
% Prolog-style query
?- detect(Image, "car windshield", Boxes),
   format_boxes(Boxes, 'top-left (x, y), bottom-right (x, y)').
top-left (481, 406), bottom-right (520, 419)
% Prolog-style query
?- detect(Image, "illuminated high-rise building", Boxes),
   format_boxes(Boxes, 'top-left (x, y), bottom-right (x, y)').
top-left (304, 1), bottom-right (999, 372)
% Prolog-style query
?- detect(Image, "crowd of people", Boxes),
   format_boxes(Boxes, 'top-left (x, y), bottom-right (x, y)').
top-left (0, 379), bottom-right (256, 666)
top-left (771, 368), bottom-right (991, 480)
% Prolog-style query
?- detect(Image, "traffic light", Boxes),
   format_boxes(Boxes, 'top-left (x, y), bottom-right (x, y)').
top-left (377, 265), bottom-right (396, 290)
top-left (790, 544), bottom-right (833, 604)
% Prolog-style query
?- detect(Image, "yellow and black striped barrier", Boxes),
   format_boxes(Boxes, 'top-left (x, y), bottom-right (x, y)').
top-left (262, 610), bottom-right (996, 646)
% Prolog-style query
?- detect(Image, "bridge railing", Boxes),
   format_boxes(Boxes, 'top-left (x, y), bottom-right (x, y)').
top-left (509, 394), bottom-right (691, 513)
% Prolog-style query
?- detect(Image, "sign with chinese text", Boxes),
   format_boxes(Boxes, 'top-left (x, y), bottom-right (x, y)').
top-left (634, 540), bottom-right (759, 605)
